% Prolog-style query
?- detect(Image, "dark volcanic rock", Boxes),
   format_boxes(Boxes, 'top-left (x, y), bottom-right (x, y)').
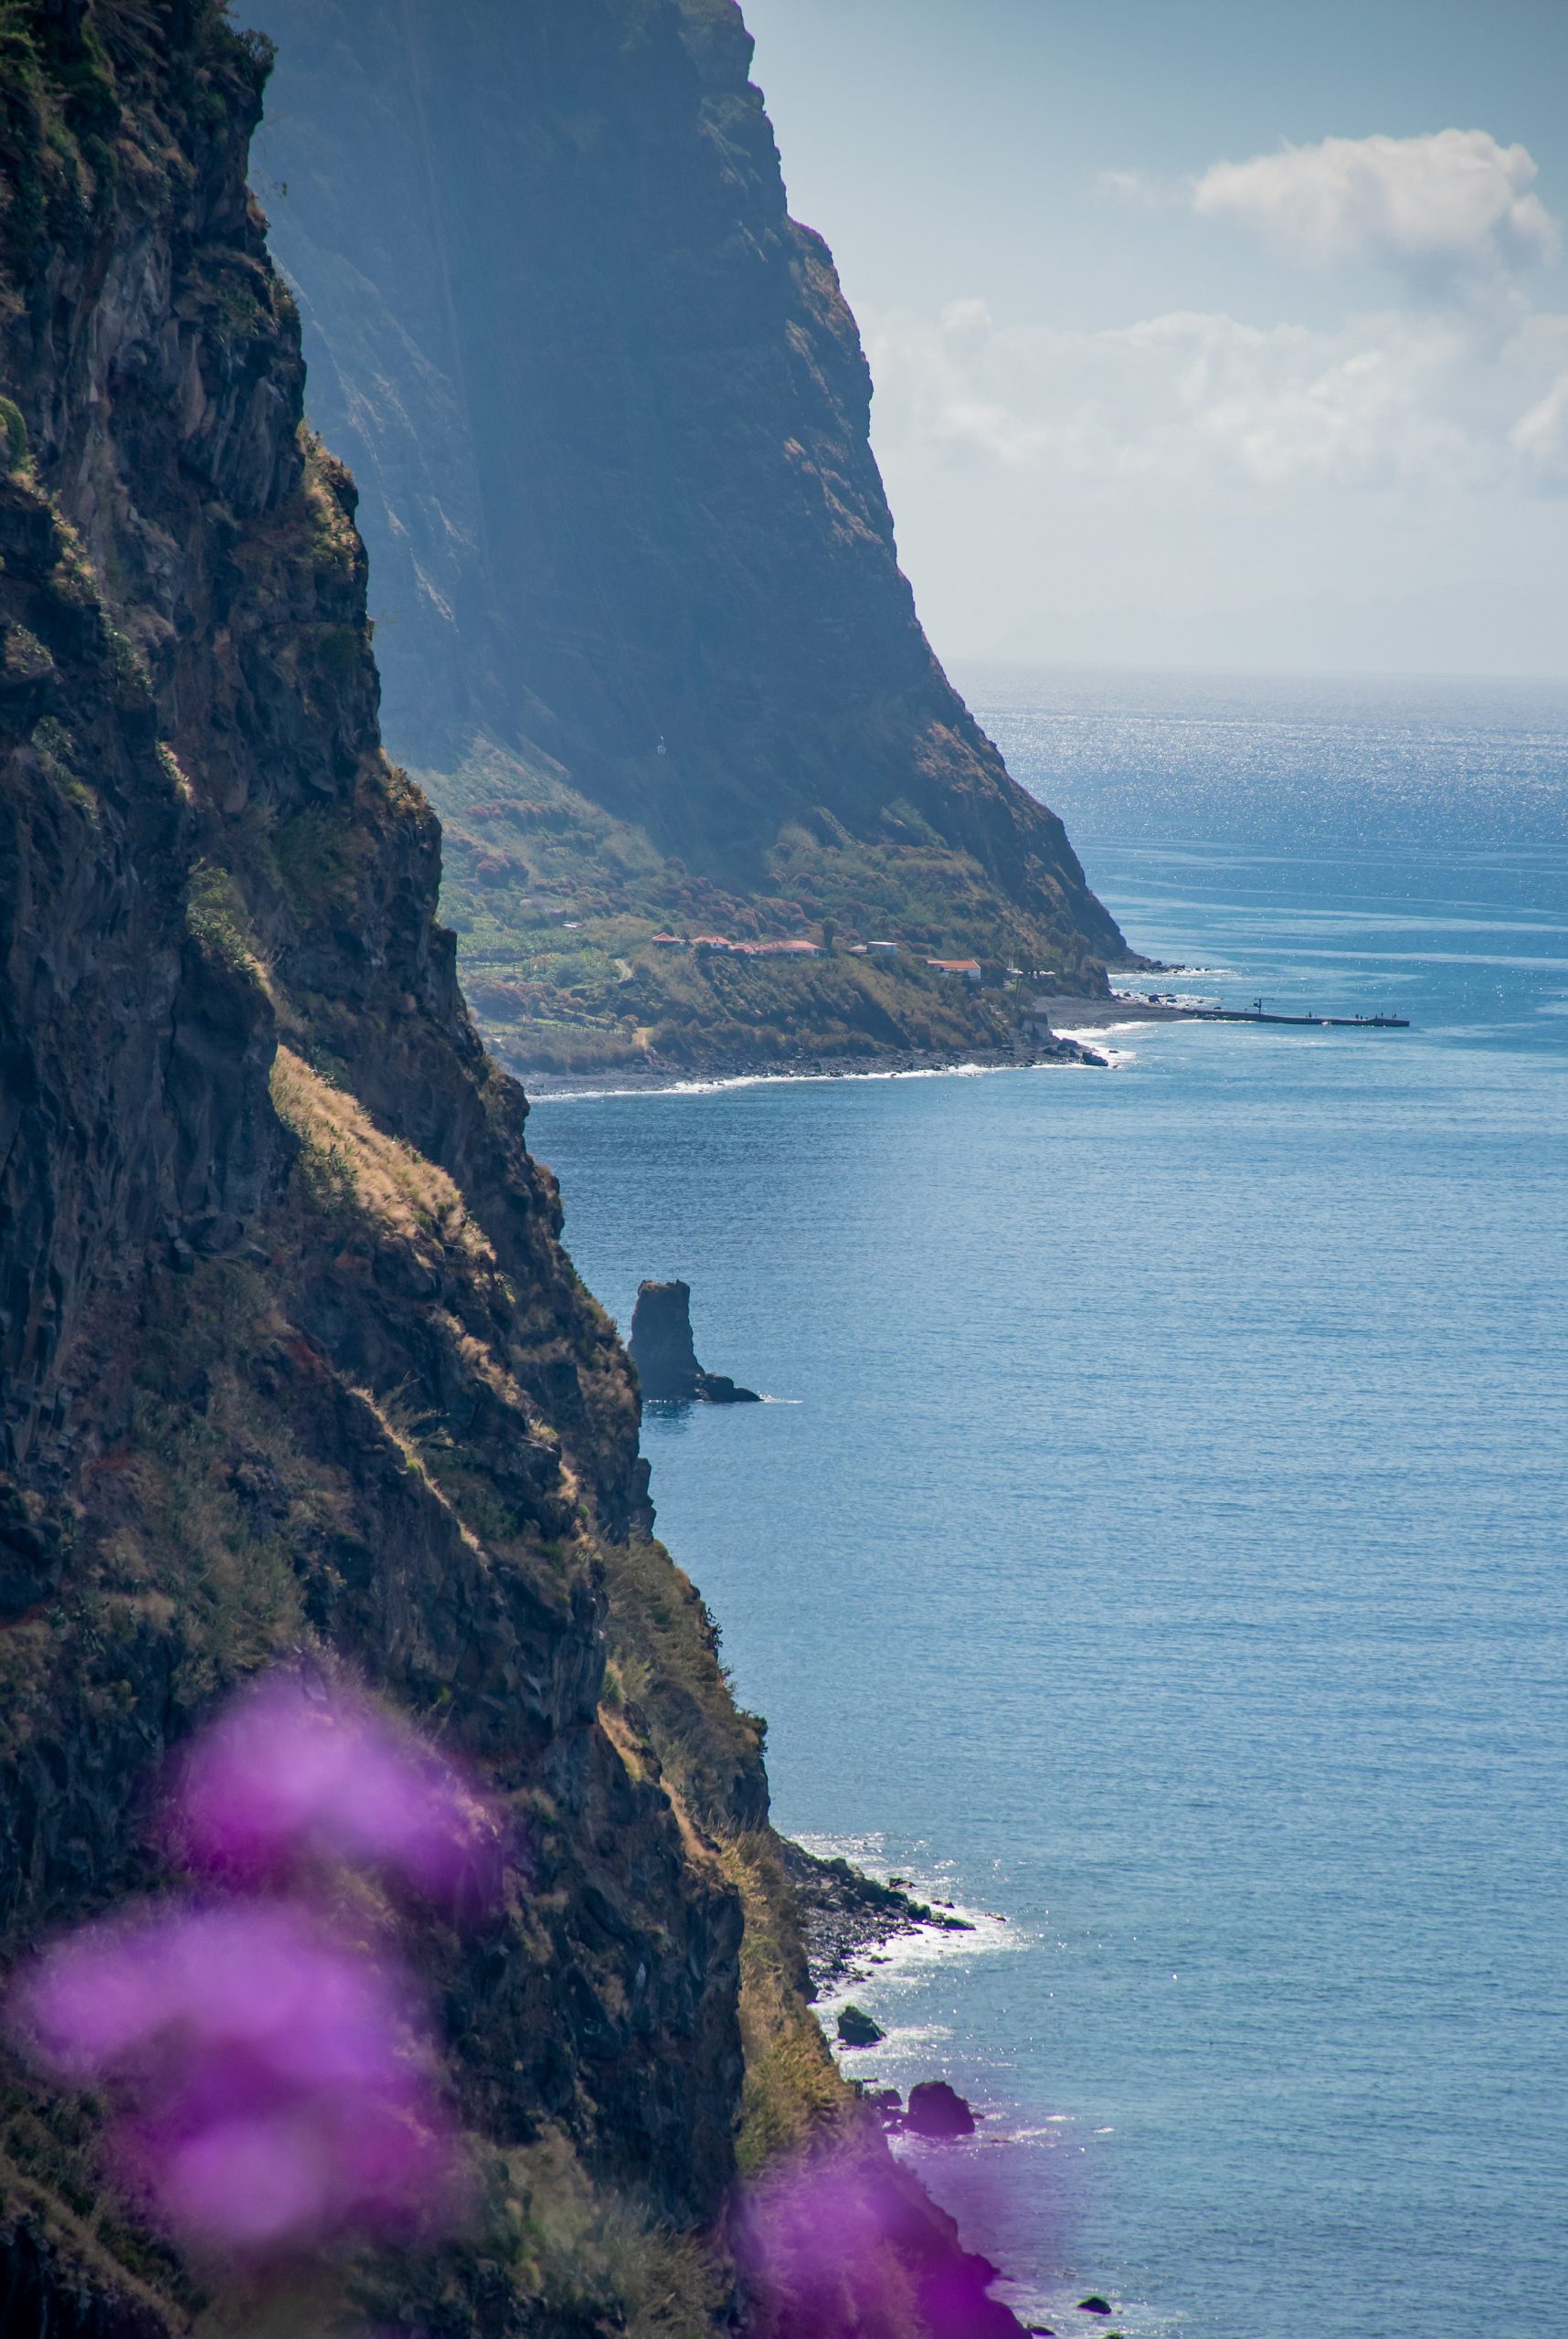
top-left (906, 2081), bottom-right (978, 2140)
top-left (736, 2143), bottom-right (1031, 2339)
top-left (918, 2250), bottom-right (1030, 2339)
top-left (1077, 2299), bottom-right (1114, 2317)
top-left (629, 1280), bottom-right (705, 1402)
top-left (629, 1279), bottom-right (760, 1404)
top-left (698, 1371), bottom-right (764, 1406)
top-left (837, 2004), bottom-right (886, 2048)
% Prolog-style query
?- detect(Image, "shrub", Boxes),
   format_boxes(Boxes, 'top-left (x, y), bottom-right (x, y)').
top-left (185, 859), bottom-right (258, 977)
top-left (0, 394), bottom-right (28, 470)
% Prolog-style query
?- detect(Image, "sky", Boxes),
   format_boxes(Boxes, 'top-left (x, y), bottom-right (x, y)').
top-left (741, 0), bottom-right (1568, 678)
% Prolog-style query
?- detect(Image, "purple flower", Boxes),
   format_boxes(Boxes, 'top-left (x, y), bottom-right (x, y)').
top-left (168, 1669), bottom-right (502, 1907)
top-left (736, 2144), bottom-right (1029, 2339)
top-left (12, 1900), bottom-right (462, 2254)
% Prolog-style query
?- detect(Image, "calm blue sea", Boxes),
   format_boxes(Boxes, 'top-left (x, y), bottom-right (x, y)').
top-left (527, 672), bottom-right (1568, 2339)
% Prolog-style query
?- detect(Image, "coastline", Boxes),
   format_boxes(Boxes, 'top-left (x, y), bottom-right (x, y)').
top-left (782, 1845), bottom-right (1050, 2337)
top-left (517, 1037), bottom-right (1111, 1102)
top-left (783, 1840), bottom-right (978, 1998)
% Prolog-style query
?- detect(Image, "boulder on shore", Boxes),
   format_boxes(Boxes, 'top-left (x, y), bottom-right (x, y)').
top-left (906, 2080), bottom-right (977, 2139)
top-left (628, 1279), bottom-right (760, 1403)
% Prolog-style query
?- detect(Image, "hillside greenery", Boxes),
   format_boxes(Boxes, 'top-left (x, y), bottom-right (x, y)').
top-left (427, 743), bottom-right (1108, 1074)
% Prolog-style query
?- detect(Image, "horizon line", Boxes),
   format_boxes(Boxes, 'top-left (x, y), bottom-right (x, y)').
top-left (948, 655), bottom-right (1568, 690)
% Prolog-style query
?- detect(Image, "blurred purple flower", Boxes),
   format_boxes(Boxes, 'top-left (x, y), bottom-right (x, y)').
top-left (12, 1900), bottom-right (462, 2254)
top-left (737, 2145), bottom-right (1029, 2339)
top-left (168, 1669), bottom-right (502, 1907)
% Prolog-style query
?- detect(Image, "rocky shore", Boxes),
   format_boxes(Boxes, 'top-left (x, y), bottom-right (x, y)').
top-left (1032, 993), bottom-right (1208, 1027)
top-left (783, 1841), bottom-right (977, 1997)
top-left (522, 1036), bottom-right (1109, 1098)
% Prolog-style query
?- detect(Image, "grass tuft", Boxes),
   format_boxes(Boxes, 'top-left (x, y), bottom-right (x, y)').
top-left (270, 1046), bottom-right (495, 1270)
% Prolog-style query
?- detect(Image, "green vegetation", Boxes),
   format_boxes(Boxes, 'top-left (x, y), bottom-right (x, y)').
top-left (302, 433), bottom-right (363, 580)
top-left (423, 741), bottom-right (1096, 1074)
top-left (0, 2092), bottom-right (194, 2320)
top-left (725, 1829), bottom-right (850, 2174)
top-left (492, 2135), bottom-right (726, 2337)
top-left (600, 1532), bottom-right (765, 1832)
top-left (270, 1046), bottom-right (496, 1270)
top-left (185, 857), bottom-right (264, 979)
top-left (0, 393), bottom-right (26, 469)
top-left (31, 714), bottom-right (96, 820)
top-left (103, 620), bottom-right (150, 698)
top-left (270, 800), bottom-right (360, 921)
top-left (0, 1258), bottom-right (308, 1789)
top-left (599, 1533), bottom-right (853, 2173)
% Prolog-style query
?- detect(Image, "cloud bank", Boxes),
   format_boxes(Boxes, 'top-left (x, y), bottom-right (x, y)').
top-left (870, 132), bottom-right (1568, 498)
top-left (870, 302), bottom-right (1568, 493)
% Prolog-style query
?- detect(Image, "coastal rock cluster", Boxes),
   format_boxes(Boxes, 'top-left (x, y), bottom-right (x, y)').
top-left (0, 7), bottom-right (1032, 2335)
top-left (783, 1841), bottom-right (977, 1995)
top-left (247, 0), bottom-right (1135, 1074)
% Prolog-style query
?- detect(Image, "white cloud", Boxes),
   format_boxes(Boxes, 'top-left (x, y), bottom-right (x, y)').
top-left (863, 127), bottom-right (1568, 673)
top-left (871, 132), bottom-right (1568, 501)
top-left (867, 296), bottom-right (1566, 495)
top-left (1188, 130), bottom-right (1559, 284)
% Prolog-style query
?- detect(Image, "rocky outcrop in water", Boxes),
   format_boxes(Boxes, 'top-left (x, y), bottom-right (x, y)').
top-left (837, 2006), bottom-right (886, 2048)
top-left (906, 2082), bottom-right (978, 2142)
top-left (783, 1840), bottom-right (976, 1995)
top-left (630, 1279), bottom-right (761, 1404)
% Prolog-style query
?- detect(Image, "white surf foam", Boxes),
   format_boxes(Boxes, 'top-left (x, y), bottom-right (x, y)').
top-left (529, 1057), bottom-right (1103, 1106)
top-left (1053, 1028), bottom-right (1139, 1066)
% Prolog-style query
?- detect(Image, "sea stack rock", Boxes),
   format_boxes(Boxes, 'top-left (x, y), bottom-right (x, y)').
top-left (629, 1281), bottom-right (760, 1405)
top-left (906, 2080), bottom-right (978, 2139)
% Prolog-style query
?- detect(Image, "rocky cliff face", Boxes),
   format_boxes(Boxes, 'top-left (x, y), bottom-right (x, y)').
top-left (245, 0), bottom-right (1131, 1073)
top-left (0, 5), bottom-right (768, 2328)
top-left (0, 11), bottom-right (1037, 2334)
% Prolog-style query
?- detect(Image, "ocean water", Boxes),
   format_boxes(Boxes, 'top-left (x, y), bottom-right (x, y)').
top-left (526, 673), bottom-right (1568, 2339)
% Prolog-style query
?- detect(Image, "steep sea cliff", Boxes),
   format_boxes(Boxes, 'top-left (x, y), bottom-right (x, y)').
top-left (0, 6), bottom-right (1017, 2331)
top-left (248, 0), bottom-right (1131, 1074)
